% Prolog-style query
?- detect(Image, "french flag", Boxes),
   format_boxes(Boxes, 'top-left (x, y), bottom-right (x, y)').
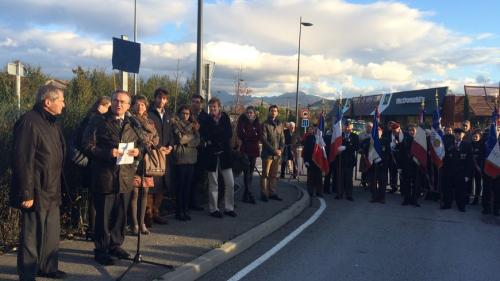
top-left (484, 108), bottom-right (500, 179)
top-left (312, 113), bottom-right (330, 173)
top-left (367, 108), bottom-right (382, 169)
top-left (328, 103), bottom-right (343, 162)
top-left (429, 108), bottom-right (445, 168)
top-left (411, 107), bottom-right (428, 169)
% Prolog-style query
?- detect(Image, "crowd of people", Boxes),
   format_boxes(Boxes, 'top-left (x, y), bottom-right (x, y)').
top-left (8, 82), bottom-right (500, 280)
top-left (301, 117), bottom-right (500, 216)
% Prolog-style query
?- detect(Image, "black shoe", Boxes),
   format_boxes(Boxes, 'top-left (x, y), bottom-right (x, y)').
top-left (413, 203), bottom-right (421, 207)
top-left (109, 247), bottom-right (131, 260)
top-left (440, 205), bottom-right (451, 210)
top-left (176, 213), bottom-right (187, 221)
top-left (261, 194), bottom-right (269, 202)
top-left (402, 201), bottom-right (410, 206)
top-left (346, 197), bottom-right (354, 201)
top-left (190, 205), bottom-right (204, 211)
top-left (210, 210), bottom-right (223, 218)
top-left (184, 213), bottom-right (192, 220)
top-left (248, 193), bottom-right (256, 204)
top-left (378, 199), bottom-right (385, 204)
top-left (269, 194), bottom-right (283, 201)
top-left (370, 199), bottom-right (377, 203)
top-left (224, 210), bottom-right (237, 217)
top-left (471, 198), bottom-right (479, 205)
top-left (37, 270), bottom-right (67, 279)
top-left (153, 216), bottom-right (168, 225)
top-left (95, 253), bottom-right (115, 266)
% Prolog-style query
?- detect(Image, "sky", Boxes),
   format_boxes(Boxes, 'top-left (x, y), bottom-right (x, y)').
top-left (0, 0), bottom-right (499, 98)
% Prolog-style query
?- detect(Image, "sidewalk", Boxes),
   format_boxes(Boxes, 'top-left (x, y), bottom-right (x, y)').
top-left (0, 176), bottom-right (308, 281)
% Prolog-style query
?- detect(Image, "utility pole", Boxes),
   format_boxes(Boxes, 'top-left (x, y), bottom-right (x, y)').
top-left (196, 0), bottom-right (204, 101)
top-left (173, 59), bottom-right (180, 114)
top-left (204, 62), bottom-right (212, 113)
top-left (133, 0), bottom-right (138, 95)
top-left (7, 60), bottom-right (26, 113)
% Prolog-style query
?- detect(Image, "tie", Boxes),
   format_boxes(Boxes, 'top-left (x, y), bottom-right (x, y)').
top-left (118, 118), bottom-right (123, 128)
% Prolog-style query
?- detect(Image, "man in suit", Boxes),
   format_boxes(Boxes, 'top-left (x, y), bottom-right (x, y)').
top-left (82, 90), bottom-right (141, 265)
top-left (10, 83), bottom-right (67, 280)
top-left (441, 128), bottom-right (473, 212)
top-left (336, 119), bottom-right (359, 201)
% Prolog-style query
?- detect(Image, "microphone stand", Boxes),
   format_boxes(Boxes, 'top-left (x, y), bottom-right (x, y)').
top-left (117, 116), bottom-right (173, 281)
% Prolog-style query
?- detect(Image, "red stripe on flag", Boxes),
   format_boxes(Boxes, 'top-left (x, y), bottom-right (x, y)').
top-left (411, 141), bottom-right (427, 169)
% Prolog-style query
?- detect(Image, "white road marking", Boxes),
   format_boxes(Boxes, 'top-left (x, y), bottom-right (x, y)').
top-left (227, 197), bottom-right (327, 281)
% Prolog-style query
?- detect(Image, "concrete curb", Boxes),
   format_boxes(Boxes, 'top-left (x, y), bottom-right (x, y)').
top-left (155, 183), bottom-right (309, 281)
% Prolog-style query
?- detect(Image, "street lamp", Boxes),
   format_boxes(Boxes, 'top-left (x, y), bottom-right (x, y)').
top-left (295, 16), bottom-right (313, 129)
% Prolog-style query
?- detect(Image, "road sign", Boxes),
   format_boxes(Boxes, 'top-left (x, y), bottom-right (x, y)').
top-left (7, 62), bottom-right (26, 77)
top-left (301, 119), bottom-right (309, 128)
top-left (301, 109), bottom-right (310, 119)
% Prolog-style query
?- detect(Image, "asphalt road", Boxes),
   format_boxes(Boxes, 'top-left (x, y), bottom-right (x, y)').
top-left (199, 187), bottom-right (500, 281)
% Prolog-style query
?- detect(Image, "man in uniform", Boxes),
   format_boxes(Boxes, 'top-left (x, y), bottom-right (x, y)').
top-left (336, 119), bottom-right (359, 201)
top-left (441, 128), bottom-right (473, 212)
top-left (398, 124), bottom-right (423, 206)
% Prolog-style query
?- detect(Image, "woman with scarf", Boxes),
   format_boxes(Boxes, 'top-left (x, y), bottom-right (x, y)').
top-left (130, 95), bottom-right (159, 235)
top-left (172, 105), bottom-right (200, 221)
top-left (236, 106), bottom-right (261, 204)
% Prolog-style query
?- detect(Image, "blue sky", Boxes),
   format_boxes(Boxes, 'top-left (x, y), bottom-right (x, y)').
top-left (0, 0), bottom-right (498, 98)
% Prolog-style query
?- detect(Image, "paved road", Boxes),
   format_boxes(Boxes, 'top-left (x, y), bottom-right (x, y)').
top-left (200, 187), bottom-right (500, 281)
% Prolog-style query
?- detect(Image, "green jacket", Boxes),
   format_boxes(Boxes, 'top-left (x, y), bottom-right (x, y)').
top-left (261, 117), bottom-right (285, 160)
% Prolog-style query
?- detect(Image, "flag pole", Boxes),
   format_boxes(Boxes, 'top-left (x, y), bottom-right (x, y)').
top-left (335, 98), bottom-right (343, 197)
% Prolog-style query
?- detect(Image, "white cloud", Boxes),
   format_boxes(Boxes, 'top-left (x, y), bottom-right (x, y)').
top-left (0, 0), bottom-right (498, 97)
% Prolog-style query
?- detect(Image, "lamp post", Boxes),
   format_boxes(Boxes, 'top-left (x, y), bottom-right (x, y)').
top-left (295, 17), bottom-right (313, 129)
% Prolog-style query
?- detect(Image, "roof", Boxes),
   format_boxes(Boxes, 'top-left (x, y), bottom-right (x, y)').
top-left (380, 87), bottom-right (447, 116)
top-left (464, 85), bottom-right (499, 117)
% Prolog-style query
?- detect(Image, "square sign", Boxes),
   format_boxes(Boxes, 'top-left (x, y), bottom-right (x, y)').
top-left (301, 119), bottom-right (309, 128)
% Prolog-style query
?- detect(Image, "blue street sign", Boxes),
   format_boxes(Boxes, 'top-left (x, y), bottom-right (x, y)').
top-left (301, 119), bottom-right (309, 128)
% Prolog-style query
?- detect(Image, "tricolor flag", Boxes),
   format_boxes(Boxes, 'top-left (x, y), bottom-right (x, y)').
top-left (328, 103), bottom-right (343, 162)
top-left (484, 108), bottom-right (500, 178)
top-left (367, 108), bottom-right (382, 168)
top-left (411, 107), bottom-right (428, 169)
top-left (312, 113), bottom-right (330, 173)
top-left (429, 108), bottom-right (445, 168)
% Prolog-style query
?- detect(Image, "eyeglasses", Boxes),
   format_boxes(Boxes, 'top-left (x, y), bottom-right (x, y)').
top-left (113, 99), bottom-right (129, 105)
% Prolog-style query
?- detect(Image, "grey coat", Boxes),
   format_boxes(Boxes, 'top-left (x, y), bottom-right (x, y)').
top-left (260, 117), bottom-right (285, 160)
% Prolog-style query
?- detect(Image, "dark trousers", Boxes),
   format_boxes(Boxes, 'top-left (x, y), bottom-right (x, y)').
top-left (280, 157), bottom-right (297, 178)
top-left (442, 174), bottom-right (466, 210)
top-left (401, 171), bottom-right (421, 204)
top-left (323, 162), bottom-right (336, 193)
top-left (340, 165), bottom-right (354, 198)
top-left (93, 192), bottom-right (131, 254)
top-left (243, 156), bottom-right (257, 192)
top-left (307, 165), bottom-right (323, 196)
top-left (190, 160), bottom-right (207, 208)
top-left (389, 160), bottom-right (398, 191)
top-left (369, 165), bottom-right (387, 201)
top-left (175, 164), bottom-right (195, 215)
top-left (473, 170), bottom-right (482, 199)
top-left (18, 207), bottom-right (60, 281)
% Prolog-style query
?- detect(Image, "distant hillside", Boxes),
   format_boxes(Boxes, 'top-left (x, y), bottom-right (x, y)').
top-left (210, 90), bottom-right (325, 108)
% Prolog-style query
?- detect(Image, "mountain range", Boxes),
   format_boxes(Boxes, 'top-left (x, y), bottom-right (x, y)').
top-left (210, 90), bottom-right (328, 109)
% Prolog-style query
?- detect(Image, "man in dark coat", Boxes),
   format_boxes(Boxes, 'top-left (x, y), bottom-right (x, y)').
top-left (471, 130), bottom-right (484, 205)
top-left (260, 105), bottom-right (285, 201)
top-left (82, 90), bottom-right (140, 265)
top-left (147, 88), bottom-right (174, 224)
top-left (10, 84), bottom-right (67, 281)
top-left (200, 97), bottom-right (236, 218)
top-left (362, 125), bottom-right (391, 203)
top-left (441, 128), bottom-right (473, 212)
top-left (397, 124), bottom-right (423, 206)
top-left (336, 119), bottom-right (359, 200)
top-left (189, 94), bottom-right (209, 210)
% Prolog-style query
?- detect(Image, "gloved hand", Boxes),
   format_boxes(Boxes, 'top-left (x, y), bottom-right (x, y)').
top-left (304, 162), bottom-right (310, 167)
top-left (464, 177), bottom-right (469, 182)
top-left (338, 146), bottom-right (346, 152)
top-left (397, 169), bottom-right (402, 174)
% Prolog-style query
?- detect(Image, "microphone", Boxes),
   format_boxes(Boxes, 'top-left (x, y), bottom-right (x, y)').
top-left (125, 111), bottom-right (142, 128)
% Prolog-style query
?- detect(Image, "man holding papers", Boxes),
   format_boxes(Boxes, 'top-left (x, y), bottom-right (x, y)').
top-left (82, 90), bottom-right (140, 265)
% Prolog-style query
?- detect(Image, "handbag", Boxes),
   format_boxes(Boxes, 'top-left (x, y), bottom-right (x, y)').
top-left (144, 148), bottom-right (166, 177)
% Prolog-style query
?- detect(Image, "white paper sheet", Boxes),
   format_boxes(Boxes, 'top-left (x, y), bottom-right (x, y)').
top-left (116, 142), bottom-right (134, 165)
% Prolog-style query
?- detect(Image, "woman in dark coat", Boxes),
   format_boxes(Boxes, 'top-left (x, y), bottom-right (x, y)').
top-left (236, 106), bottom-right (261, 204)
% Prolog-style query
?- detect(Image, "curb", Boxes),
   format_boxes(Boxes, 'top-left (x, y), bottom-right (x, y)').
top-left (155, 183), bottom-right (309, 281)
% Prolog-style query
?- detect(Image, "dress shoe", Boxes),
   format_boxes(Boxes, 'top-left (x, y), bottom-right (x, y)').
top-left (471, 198), bottom-right (479, 205)
top-left (261, 194), bottom-right (269, 202)
top-left (176, 214), bottom-right (187, 221)
top-left (334, 196), bottom-right (342, 200)
top-left (94, 253), bottom-right (115, 266)
top-left (378, 199), bottom-right (386, 204)
top-left (346, 197), bottom-right (354, 201)
top-left (370, 199), bottom-right (378, 203)
top-left (412, 203), bottom-right (421, 207)
top-left (38, 270), bottom-right (67, 279)
top-left (269, 194), bottom-right (283, 201)
top-left (109, 247), bottom-right (131, 260)
top-left (210, 210), bottom-right (223, 218)
top-left (458, 207), bottom-right (466, 212)
top-left (224, 210), bottom-right (237, 217)
top-left (153, 216), bottom-right (168, 225)
top-left (130, 225), bottom-right (139, 235)
top-left (401, 201), bottom-right (410, 206)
